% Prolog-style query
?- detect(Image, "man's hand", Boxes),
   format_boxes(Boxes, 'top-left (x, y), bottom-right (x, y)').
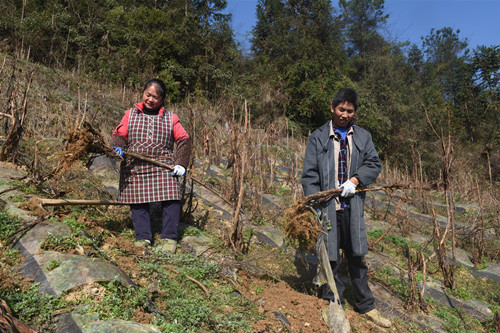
top-left (171, 165), bottom-right (186, 177)
top-left (339, 179), bottom-right (356, 197)
top-left (112, 146), bottom-right (124, 157)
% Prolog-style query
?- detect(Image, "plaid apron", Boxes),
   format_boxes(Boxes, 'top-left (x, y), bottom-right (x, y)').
top-left (118, 108), bottom-right (180, 203)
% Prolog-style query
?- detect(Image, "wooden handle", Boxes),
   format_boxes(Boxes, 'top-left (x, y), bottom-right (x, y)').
top-left (28, 197), bottom-right (122, 212)
top-left (36, 199), bottom-right (122, 206)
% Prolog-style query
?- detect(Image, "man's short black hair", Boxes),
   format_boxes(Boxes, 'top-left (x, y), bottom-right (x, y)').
top-left (332, 88), bottom-right (358, 111)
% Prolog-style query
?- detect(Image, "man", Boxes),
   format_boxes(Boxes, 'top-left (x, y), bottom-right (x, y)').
top-left (301, 88), bottom-right (391, 328)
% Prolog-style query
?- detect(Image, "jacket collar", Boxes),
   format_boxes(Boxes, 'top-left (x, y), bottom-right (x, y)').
top-left (329, 120), bottom-right (354, 139)
top-left (316, 120), bottom-right (361, 153)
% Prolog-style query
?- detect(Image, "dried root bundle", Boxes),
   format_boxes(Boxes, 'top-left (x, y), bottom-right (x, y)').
top-left (52, 121), bottom-right (110, 177)
top-left (284, 200), bottom-right (322, 251)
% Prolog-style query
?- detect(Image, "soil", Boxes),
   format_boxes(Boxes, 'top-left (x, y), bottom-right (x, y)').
top-left (238, 272), bottom-right (330, 332)
top-left (236, 272), bottom-right (380, 333)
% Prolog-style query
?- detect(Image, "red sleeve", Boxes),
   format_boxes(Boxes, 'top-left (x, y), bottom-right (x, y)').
top-left (112, 109), bottom-right (132, 140)
top-left (172, 113), bottom-right (190, 141)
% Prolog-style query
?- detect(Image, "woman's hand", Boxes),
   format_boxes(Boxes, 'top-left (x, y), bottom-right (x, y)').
top-left (112, 146), bottom-right (124, 157)
top-left (172, 165), bottom-right (186, 176)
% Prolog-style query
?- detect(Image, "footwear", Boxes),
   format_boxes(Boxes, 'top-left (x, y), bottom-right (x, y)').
top-left (159, 238), bottom-right (177, 254)
top-left (362, 309), bottom-right (391, 328)
top-left (134, 239), bottom-right (151, 248)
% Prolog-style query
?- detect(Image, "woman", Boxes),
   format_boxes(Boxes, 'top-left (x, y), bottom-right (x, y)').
top-left (110, 79), bottom-right (191, 254)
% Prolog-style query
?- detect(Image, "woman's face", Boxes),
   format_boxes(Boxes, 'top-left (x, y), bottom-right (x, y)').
top-left (142, 85), bottom-right (164, 109)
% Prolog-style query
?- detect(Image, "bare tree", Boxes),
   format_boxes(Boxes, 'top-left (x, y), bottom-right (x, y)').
top-left (0, 61), bottom-right (33, 162)
top-left (424, 103), bottom-right (456, 289)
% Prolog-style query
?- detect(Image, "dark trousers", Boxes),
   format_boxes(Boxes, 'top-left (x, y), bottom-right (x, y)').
top-left (130, 200), bottom-right (181, 242)
top-left (329, 209), bottom-right (375, 314)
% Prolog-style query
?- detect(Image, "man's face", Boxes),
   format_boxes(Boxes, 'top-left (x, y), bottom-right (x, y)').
top-left (331, 101), bottom-right (355, 128)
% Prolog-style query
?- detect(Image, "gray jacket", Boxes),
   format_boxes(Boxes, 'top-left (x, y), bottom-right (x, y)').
top-left (301, 121), bottom-right (381, 261)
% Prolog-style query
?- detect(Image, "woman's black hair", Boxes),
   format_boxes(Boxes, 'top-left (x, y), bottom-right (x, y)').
top-left (143, 79), bottom-right (167, 100)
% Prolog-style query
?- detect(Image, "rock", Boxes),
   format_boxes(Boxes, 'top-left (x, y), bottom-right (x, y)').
top-left (13, 221), bottom-right (72, 257)
top-left (204, 164), bottom-right (226, 178)
top-left (192, 186), bottom-right (234, 221)
top-left (88, 156), bottom-right (119, 196)
top-left (18, 251), bottom-right (135, 296)
top-left (471, 263), bottom-right (500, 285)
top-left (260, 193), bottom-right (285, 209)
top-left (421, 281), bottom-right (493, 322)
top-left (248, 224), bottom-right (286, 248)
top-left (88, 156), bottom-right (118, 178)
top-left (3, 203), bottom-right (38, 222)
top-left (181, 235), bottom-right (213, 256)
top-left (55, 312), bottom-right (161, 333)
top-left (0, 162), bottom-right (27, 181)
top-left (452, 248), bottom-right (474, 269)
top-left (370, 281), bottom-right (448, 333)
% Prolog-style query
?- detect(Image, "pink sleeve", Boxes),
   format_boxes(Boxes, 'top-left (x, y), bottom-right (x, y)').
top-left (112, 109), bottom-right (131, 139)
top-left (172, 113), bottom-right (190, 141)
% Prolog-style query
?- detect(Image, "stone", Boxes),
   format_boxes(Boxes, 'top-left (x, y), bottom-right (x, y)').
top-left (13, 221), bottom-right (72, 257)
top-left (261, 193), bottom-right (285, 209)
top-left (18, 251), bottom-right (135, 296)
top-left (55, 312), bottom-right (161, 333)
top-left (181, 235), bottom-right (212, 256)
top-left (421, 281), bottom-right (493, 322)
top-left (248, 224), bottom-right (286, 248)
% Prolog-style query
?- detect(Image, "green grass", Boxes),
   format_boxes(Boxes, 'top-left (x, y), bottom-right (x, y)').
top-left (180, 226), bottom-right (205, 237)
top-left (46, 258), bottom-right (61, 271)
top-left (2, 179), bottom-right (41, 194)
top-left (433, 307), bottom-right (483, 333)
top-left (1, 248), bottom-right (23, 266)
top-left (85, 279), bottom-right (150, 321)
top-left (62, 216), bottom-right (86, 231)
top-left (451, 267), bottom-right (500, 305)
top-left (10, 195), bottom-right (26, 203)
top-left (136, 254), bottom-right (258, 332)
top-left (0, 283), bottom-right (67, 331)
top-left (367, 228), bottom-right (426, 253)
top-left (0, 212), bottom-right (20, 240)
top-left (40, 232), bottom-right (92, 252)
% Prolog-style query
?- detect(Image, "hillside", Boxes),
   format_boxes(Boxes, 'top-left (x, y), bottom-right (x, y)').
top-left (0, 54), bottom-right (499, 333)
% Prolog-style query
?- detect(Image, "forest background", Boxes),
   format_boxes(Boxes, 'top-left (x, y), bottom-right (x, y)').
top-left (1, 0), bottom-right (498, 185)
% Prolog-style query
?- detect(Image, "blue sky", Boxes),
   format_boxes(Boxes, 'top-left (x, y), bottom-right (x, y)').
top-left (225, 0), bottom-right (500, 52)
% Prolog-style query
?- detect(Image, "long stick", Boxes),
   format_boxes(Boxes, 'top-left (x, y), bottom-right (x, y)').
top-left (123, 151), bottom-right (235, 210)
top-left (318, 237), bottom-right (352, 332)
top-left (303, 184), bottom-right (409, 207)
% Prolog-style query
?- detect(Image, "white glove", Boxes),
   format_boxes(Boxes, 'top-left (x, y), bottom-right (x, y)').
top-left (171, 165), bottom-right (186, 177)
top-left (339, 179), bottom-right (356, 197)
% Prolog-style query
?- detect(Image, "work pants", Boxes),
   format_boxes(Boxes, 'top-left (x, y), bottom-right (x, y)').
top-left (326, 209), bottom-right (375, 314)
top-left (130, 200), bottom-right (181, 242)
